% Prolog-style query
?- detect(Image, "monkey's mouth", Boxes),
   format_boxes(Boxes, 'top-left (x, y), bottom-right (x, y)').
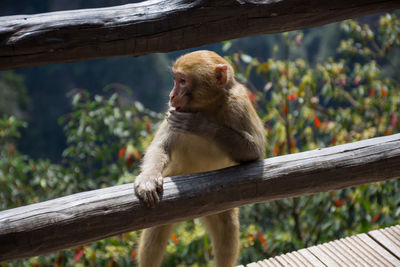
top-left (175, 106), bottom-right (191, 113)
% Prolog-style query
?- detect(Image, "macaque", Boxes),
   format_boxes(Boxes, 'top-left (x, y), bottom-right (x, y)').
top-left (134, 50), bottom-right (266, 267)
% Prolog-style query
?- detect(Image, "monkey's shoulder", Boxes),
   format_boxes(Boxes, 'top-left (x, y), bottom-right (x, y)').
top-left (162, 132), bottom-right (236, 177)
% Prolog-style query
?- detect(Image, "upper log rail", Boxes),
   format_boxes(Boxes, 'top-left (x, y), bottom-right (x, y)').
top-left (0, 0), bottom-right (400, 70)
top-left (1, 133), bottom-right (400, 261)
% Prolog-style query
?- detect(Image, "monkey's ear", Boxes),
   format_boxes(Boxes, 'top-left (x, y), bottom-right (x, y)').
top-left (215, 64), bottom-right (228, 87)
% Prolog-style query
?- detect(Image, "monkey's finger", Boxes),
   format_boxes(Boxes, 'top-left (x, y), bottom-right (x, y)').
top-left (167, 116), bottom-right (188, 127)
top-left (140, 190), bottom-right (149, 206)
top-left (152, 190), bottom-right (159, 205)
top-left (168, 112), bottom-right (187, 122)
top-left (145, 191), bottom-right (155, 208)
top-left (169, 110), bottom-right (194, 120)
top-left (170, 125), bottom-right (191, 134)
top-left (167, 113), bottom-right (182, 123)
top-left (145, 191), bottom-right (158, 209)
top-left (167, 118), bottom-right (186, 130)
top-left (156, 177), bottom-right (163, 192)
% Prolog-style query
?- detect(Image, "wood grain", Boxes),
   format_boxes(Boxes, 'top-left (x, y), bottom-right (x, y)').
top-left (254, 225), bottom-right (400, 267)
top-left (0, 0), bottom-right (399, 70)
top-left (1, 133), bottom-right (400, 261)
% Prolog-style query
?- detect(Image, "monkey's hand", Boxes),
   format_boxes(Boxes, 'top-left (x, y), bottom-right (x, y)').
top-left (134, 173), bottom-right (163, 208)
top-left (167, 110), bottom-right (216, 136)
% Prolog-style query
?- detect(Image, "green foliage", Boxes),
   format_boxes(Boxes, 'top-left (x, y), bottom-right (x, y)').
top-left (0, 71), bottom-right (29, 119)
top-left (0, 115), bottom-right (68, 209)
top-left (59, 90), bottom-right (160, 190)
top-left (225, 15), bottom-right (400, 264)
top-left (1, 91), bottom-right (160, 267)
top-left (1, 13), bottom-right (400, 267)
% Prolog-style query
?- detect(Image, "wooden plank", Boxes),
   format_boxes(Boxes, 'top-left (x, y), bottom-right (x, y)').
top-left (248, 261), bottom-right (269, 267)
top-left (296, 248), bottom-right (326, 267)
top-left (391, 225), bottom-right (400, 237)
top-left (262, 260), bottom-right (276, 267)
top-left (352, 235), bottom-right (393, 266)
top-left (1, 134), bottom-right (400, 261)
top-left (358, 233), bottom-right (400, 266)
top-left (0, 0), bottom-right (400, 70)
top-left (385, 227), bottom-right (400, 242)
top-left (258, 261), bottom-right (274, 267)
top-left (318, 244), bottom-right (347, 266)
top-left (268, 258), bottom-right (283, 267)
top-left (269, 257), bottom-right (285, 267)
top-left (290, 250), bottom-right (318, 266)
top-left (274, 254), bottom-right (293, 266)
top-left (369, 227), bottom-right (400, 258)
top-left (308, 245), bottom-right (340, 266)
top-left (344, 236), bottom-right (384, 266)
top-left (246, 224), bottom-right (400, 267)
top-left (284, 252), bottom-right (307, 267)
top-left (322, 241), bottom-right (353, 266)
top-left (335, 238), bottom-right (371, 266)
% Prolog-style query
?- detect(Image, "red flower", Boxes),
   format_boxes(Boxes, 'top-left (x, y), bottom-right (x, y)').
top-left (171, 233), bottom-right (179, 244)
top-left (283, 105), bottom-right (288, 115)
top-left (130, 249), bottom-right (137, 259)
top-left (118, 146), bottom-right (126, 159)
top-left (146, 122), bottom-right (151, 133)
top-left (257, 231), bottom-right (268, 250)
top-left (287, 93), bottom-right (297, 101)
top-left (314, 116), bottom-right (321, 129)
top-left (334, 199), bottom-right (346, 207)
top-left (248, 92), bottom-right (255, 103)
top-left (372, 212), bottom-right (382, 223)
top-left (73, 247), bottom-right (84, 264)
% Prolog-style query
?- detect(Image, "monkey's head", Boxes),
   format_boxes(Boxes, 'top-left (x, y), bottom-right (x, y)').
top-left (169, 50), bottom-right (235, 112)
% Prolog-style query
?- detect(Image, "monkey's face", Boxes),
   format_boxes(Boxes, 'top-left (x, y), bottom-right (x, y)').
top-left (170, 50), bottom-right (233, 112)
top-left (169, 71), bottom-right (192, 112)
top-left (169, 69), bottom-right (222, 113)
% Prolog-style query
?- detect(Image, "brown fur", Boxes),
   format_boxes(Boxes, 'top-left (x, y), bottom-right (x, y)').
top-left (134, 50), bottom-right (266, 267)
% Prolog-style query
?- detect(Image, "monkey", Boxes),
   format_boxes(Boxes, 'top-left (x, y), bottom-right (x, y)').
top-left (134, 50), bottom-right (266, 267)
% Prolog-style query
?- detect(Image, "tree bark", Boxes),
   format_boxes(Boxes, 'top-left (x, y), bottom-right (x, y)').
top-left (1, 133), bottom-right (400, 261)
top-left (0, 0), bottom-right (399, 70)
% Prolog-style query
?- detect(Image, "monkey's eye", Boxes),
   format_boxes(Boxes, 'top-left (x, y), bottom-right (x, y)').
top-left (179, 78), bottom-right (186, 85)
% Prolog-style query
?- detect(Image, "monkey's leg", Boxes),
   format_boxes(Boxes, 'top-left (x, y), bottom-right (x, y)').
top-left (200, 208), bottom-right (240, 267)
top-left (138, 224), bottom-right (174, 267)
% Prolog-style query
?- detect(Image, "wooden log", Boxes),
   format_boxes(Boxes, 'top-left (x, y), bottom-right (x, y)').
top-left (1, 133), bottom-right (400, 261)
top-left (0, 0), bottom-right (399, 70)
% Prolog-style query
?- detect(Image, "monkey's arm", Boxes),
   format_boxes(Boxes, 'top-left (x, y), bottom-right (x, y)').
top-left (134, 120), bottom-right (171, 208)
top-left (167, 110), bottom-right (265, 163)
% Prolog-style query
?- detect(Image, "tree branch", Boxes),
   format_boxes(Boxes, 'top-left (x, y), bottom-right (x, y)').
top-left (0, 0), bottom-right (399, 70)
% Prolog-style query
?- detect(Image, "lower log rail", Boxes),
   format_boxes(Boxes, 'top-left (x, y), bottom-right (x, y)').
top-left (243, 224), bottom-right (400, 267)
top-left (1, 134), bottom-right (400, 261)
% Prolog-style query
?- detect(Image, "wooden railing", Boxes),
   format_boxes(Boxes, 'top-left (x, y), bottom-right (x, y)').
top-left (0, 0), bottom-right (399, 70)
top-left (1, 133), bottom-right (400, 261)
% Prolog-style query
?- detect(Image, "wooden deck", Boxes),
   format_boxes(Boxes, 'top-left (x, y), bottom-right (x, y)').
top-left (241, 224), bottom-right (400, 267)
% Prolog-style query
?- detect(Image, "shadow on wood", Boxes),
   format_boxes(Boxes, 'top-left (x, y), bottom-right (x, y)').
top-left (1, 133), bottom-right (400, 261)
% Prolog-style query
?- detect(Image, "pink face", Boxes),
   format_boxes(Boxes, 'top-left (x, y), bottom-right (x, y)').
top-left (169, 71), bottom-right (190, 112)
